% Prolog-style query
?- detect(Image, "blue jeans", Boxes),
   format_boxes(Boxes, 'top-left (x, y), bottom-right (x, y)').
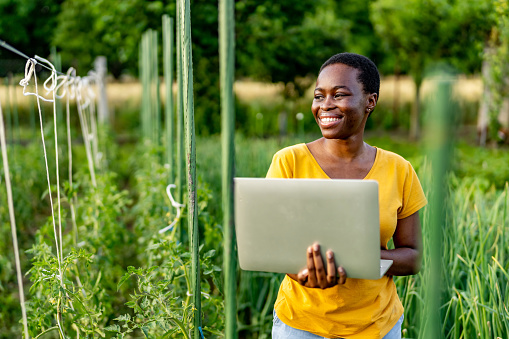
top-left (272, 311), bottom-right (404, 339)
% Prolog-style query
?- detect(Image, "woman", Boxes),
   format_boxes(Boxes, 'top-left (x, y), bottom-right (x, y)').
top-left (268, 53), bottom-right (427, 339)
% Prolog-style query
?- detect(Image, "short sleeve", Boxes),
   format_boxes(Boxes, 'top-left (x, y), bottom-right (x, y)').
top-left (398, 161), bottom-right (427, 219)
top-left (266, 152), bottom-right (293, 179)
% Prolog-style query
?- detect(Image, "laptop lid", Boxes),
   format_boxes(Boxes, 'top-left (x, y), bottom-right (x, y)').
top-left (234, 177), bottom-right (391, 280)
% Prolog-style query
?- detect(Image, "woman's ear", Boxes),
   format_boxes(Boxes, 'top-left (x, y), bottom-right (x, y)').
top-left (366, 93), bottom-right (378, 112)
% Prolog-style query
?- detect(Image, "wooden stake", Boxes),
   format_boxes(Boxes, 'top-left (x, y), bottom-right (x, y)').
top-left (163, 15), bottom-right (175, 182)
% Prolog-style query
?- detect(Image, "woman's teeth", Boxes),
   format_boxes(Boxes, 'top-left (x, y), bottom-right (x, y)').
top-left (321, 117), bottom-right (340, 122)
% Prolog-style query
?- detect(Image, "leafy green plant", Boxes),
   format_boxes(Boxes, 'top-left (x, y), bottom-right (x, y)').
top-left (111, 240), bottom-right (222, 338)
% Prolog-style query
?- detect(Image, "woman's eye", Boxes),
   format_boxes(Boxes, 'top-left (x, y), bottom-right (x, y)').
top-left (335, 93), bottom-right (346, 98)
top-left (314, 95), bottom-right (323, 100)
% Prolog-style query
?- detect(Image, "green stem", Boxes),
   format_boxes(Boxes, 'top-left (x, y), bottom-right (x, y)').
top-left (64, 288), bottom-right (97, 333)
top-left (34, 326), bottom-right (59, 339)
top-left (167, 317), bottom-right (190, 339)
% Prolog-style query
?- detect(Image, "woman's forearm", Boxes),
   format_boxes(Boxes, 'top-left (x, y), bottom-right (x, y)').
top-left (381, 247), bottom-right (421, 276)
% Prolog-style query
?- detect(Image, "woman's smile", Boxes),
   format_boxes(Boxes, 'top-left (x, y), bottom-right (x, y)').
top-left (318, 113), bottom-right (344, 128)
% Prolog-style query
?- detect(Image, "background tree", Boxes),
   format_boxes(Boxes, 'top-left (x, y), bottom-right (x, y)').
top-left (235, 0), bottom-right (351, 99)
top-left (483, 0), bottom-right (509, 144)
top-left (370, 0), bottom-right (493, 140)
top-left (53, 0), bottom-right (171, 77)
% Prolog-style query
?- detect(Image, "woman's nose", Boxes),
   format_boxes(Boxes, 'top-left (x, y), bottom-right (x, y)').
top-left (321, 95), bottom-right (335, 111)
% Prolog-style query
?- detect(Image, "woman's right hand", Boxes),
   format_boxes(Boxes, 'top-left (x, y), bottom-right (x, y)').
top-left (288, 243), bottom-right (347, 289)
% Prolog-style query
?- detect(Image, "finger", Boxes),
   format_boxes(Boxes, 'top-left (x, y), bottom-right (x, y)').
top-left (326, 251), bottom-right (337, 286)
top-left (337, 266), bottom-right (347, 285)
top-left (312, 243), bottom-right (327, 289)
top-left (297, 269), bottom-right (309, 285)
top-left (306, 246), bottom-right (317, 287)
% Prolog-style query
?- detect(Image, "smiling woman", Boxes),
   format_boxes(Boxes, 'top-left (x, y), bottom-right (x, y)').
top-left (266, 53), bottom-right (427, 339)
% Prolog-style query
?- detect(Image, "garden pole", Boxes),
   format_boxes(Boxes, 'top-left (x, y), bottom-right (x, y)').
top-left (153, 30), bottom-right (161, 148)
top-left (146, 31), bottom-right (153, 141)
top-left (147, 30), bottom-right (154, 142)
top-left (140, 34), bottom-right (148, 140)
top-left (163, 14), bottom-right (175, 183)
top-left (176, 0), bottom-right (185, 240)
top-left (139, 38), bottom-right (144, 139)
top-left (4, 77), bottom-right (12, 146)
top-left (421, 73), bottom-right (454, 338)
top-left (180, 0), bottom-right (201, 337)
top-left (94, 56), bottom-right (109, 125)
top-left (219, 0), bottom-right (237, 336)
top-left (143, 31), bottom-right (150, 141)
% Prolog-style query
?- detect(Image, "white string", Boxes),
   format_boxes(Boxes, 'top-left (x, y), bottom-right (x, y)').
top-left (35, 55), bottom-right (64, 275)
top-left (19, 59), bottom-right (54, 103)
top-left (14, 50), bottom-right (98, 337)
top-left (54, 74), bottom-right (68, 99)
top-left (21, 58), bottom-right (65, 337)
top-left (21, 59), bottom-right (63, 276)
top-left (159, 184), bottom-right (186, 234)
top-left (0, 94), bottom-right (29, 339)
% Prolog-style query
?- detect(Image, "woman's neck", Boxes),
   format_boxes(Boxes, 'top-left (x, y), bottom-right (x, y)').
top-left (319, 135), bottom-right (369, 161)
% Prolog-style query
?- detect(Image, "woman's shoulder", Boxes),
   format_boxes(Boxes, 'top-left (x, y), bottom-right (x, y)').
top-left (273, 143), bottom-right (309, 159)
top-left (376, 147), bottom-right (410, 164)
top-left (375, 147), bottom-right (414, 171)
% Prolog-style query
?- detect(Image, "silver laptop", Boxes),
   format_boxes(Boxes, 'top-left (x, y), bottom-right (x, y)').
top-left (234, 178), bottom-right (392, 280)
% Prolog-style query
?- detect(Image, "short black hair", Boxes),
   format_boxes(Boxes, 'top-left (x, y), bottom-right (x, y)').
top-left (319, 53), bottom-right (380, 100)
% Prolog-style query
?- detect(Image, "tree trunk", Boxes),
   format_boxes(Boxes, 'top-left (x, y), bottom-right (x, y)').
top-left (94, 56), bottom-right (109, 125)
top-left (478, 46), bottom-right (493, 147)
top-left (498, 97), bottom-right (509, 143)
top-left (410, 77), bottom-right (422, 141)
top-left (392, 62), bottom-right (400, 128)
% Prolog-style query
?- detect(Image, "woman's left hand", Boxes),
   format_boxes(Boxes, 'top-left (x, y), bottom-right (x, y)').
top-left (296, 243), bottom-right (347, 289)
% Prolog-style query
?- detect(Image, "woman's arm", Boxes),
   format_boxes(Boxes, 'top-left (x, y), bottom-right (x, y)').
top-left (381, 211), bottom-right (422, 276)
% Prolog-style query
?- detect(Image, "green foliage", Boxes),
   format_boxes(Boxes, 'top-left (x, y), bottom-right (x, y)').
top-left (370, 0), bottom-right (493, 78)
top-left (110, 241), bottom-right (223, 338)
top-left (236, 0), bottom-right (349, 97)
top-left (485, 0), bottom-right (509, 140)
top-left (121, 141), bottom-right (225, 338)
top-left (53, 0), bottom-right (175, 76)
top-left (395, 173), bottom-right (509, 338)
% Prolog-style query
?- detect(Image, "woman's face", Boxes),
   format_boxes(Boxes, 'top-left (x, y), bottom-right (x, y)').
top-left (311, 63), bottom-right (377, 140)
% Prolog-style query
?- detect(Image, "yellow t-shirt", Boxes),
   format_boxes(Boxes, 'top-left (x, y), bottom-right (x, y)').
top-left (267, 143), bottom-right (427, 339)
